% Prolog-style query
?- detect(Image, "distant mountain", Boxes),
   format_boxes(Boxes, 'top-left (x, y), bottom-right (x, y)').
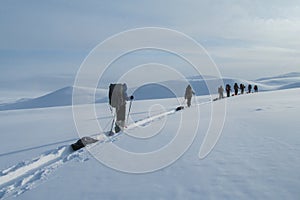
top-left (278, 82), bottom-right (300, 90)
top-left (0, 86), bottom-right (107, 111)
top-left (131, 83), bottom-right (177, 100)
top-left (254, 72), bottom-right (300, 90)
top-left (255, 72), bottom-right (300, 81)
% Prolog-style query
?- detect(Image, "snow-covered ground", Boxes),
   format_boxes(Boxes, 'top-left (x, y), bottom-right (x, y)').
top-left (0, 85), bottom-right (300, 199)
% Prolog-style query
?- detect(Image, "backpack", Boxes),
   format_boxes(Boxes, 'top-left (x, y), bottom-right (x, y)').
top-left (109, 83), bottom-right (125, 108)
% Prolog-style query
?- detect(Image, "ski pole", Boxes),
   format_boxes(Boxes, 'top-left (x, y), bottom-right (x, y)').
top-left (126, 98), bottom-right (133, 124)
top-left (110, 111), bottom-right (116, 133)
top-left (109, 118), bottom-right (114, 132)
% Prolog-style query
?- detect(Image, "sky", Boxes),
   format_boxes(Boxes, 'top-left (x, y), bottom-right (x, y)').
top-left (1, 0), bottom-right (300, 98)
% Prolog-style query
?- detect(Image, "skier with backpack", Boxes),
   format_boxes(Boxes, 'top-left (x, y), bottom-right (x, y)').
top-left (109, 83), bottom-right (134, 135)
top-left (184, 85), bottom-right (195, 107)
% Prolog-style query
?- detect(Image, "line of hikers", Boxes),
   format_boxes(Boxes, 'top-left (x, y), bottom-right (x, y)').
top-left (109, 83), bottom-right (196, 135)
top-left (218, 83), bottom-right (258, 99)
top-left (76, 81), bottom-right (257, 150)
top-left (108, 83), bottom-right (258, 135)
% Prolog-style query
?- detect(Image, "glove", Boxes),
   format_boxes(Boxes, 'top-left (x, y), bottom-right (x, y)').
top-left (130, 95), bottom-right (134, 100)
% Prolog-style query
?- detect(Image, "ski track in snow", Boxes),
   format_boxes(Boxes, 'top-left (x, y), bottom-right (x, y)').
top-left (0, 101), bottom-right (197, 199)
top-left (0, 145), bottom-right (91, 199)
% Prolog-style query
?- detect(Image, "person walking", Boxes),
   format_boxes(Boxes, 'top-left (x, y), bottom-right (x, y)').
top-left (248, 84), bottom-right (252, 93)
top-left (226, 84), bottom-right (231, 97)
top-left (240, 83), bottom-right (245, 94)
top-left (254, 85), bottom-right (258, 92)
top-left (109, 83), bottom-right (134, 134)
top-left (185, 85), bottom-right (195, 107)
top-left (218, 85), bottom-right (224, 99)
top-left (234, 83), bottom-right (239, 95)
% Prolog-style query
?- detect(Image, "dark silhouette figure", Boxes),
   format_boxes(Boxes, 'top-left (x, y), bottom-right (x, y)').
top-left (234, 83), bottom-right (239, 95)
top-left (240, 84), bottom-right (245, 94)
top-left (225, 84), bottom-right (231, 97)
top-left (185, 85), bottom-right (195, 107)
top-left (254, 85), bottom-right (258, 92)
top-left (248, 84), bottom-right (252, 93)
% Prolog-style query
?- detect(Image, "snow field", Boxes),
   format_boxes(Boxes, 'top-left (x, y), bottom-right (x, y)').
top-left (0, 88), bottom-right (299, 199)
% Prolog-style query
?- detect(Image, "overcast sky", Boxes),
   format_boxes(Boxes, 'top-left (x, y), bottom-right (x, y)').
top-left (1, 0), bottom-right (300, 96)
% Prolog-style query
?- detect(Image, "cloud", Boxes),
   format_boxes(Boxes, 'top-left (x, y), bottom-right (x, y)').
top-left (1, 0), bottom-right (300, 50)
top-left (0, 0), bottom-right (299, 83)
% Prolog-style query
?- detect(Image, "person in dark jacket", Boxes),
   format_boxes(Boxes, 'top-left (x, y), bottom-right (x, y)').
top-left (225, 84), bottom-right (231, 97)
top-left (234, 83), bottom-right (239, 95)
top-left (240, 83), bottom-right (245, 94)
top-left (248, 84), bottom-right (252, 93)
top-left (254, 85), bottom-right (258, 92)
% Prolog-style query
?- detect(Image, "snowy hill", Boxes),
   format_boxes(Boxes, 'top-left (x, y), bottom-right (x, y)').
top-left (255, 72), bottom-right (300, 88)
top-left (255, 72), bottom-right (300, 81)
top-left (0, 88), bottom-right (299, 199)
top-left (0, 87), bottom-right (107, 111)
top-left (279, 82), bottom-right (300, 90)
top-left (1, 72), bottom-right (300, 111)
